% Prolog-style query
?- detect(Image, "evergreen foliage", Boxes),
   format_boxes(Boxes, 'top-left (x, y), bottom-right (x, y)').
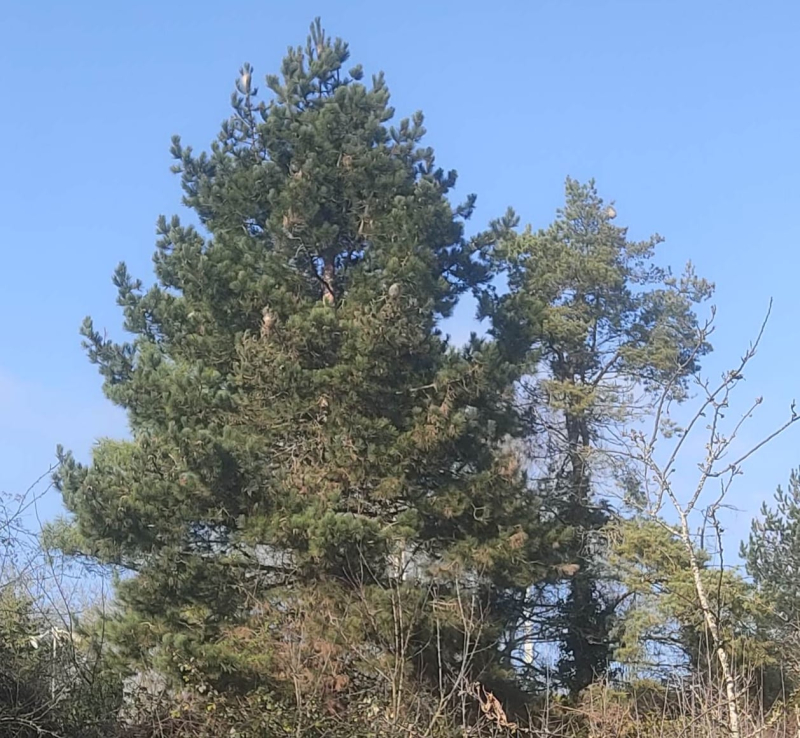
top-left (50, 20), bottom-right (559, 715)
top-left (744, 470), bottom-right (800, 624)
top-left (611, 518), bottom-right (774, 677)
top-left (21, 18), bottom-right (794, 738)
top-left (482, 179), bottom-right (713, 693)
top-left (743, 471), bottom-right (800, 697)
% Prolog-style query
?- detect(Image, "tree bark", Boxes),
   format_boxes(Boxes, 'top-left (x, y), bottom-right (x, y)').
top-left (321, 259), bottom-right (335, 305)
top-left (678, 510), bottom-right (740, 738)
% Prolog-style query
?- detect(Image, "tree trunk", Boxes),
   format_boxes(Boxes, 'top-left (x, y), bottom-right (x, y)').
top-left (321, 259), bottom-right (335, 305)
top-left (561, 406), bottom-right (611, 695)
top-left (679, 511), bottom-right (741, 738)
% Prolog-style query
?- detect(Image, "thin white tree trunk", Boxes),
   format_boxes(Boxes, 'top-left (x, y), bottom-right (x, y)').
top-left (679, 511), bottom-right (740, 738)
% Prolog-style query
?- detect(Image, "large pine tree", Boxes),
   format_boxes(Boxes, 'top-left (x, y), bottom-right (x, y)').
top-left (50, 20), bottom-right (559, 727)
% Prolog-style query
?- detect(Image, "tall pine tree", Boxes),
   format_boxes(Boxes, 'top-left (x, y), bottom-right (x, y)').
top-left (50, 20), bottom-right (560, 726)
top-left (482, 179), bottom-right (713, 695)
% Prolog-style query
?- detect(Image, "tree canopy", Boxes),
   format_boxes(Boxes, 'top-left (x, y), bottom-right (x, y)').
top-left (50, 21), bottom-right (559, 720)
top-left (17, 17), bottom-right (796, 738)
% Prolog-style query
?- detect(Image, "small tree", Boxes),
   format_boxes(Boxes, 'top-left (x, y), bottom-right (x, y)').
top-left (743, 469), bottom-right (800, 684)
top-left (610, 517), bottom-right (775, 684)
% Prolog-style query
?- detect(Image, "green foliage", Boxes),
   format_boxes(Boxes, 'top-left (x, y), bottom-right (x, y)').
top-left (611, 518), bottom-right (776, 678)
top-left (744, 469), bottom-right (800, 622)
top-left (49, 19), bottom-right (556, 709)
top-left (25, 16), bottom-right (791, 737)
top-left (742, 470), bottom-right (800, 699)
top-left (0, 585), bottom-right (123, 738)
top-left (487, 178), bottom-right (713, 391)
top-left (482, 178), bottom-right (713, 694)
top-left (0, 589), bottom-right (57, 737)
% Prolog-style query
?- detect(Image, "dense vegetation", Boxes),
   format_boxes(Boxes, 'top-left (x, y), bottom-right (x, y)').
top-left (2, 20), bottom-right (798, 738)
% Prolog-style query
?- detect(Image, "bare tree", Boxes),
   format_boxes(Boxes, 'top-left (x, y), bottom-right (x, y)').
top-left (620, 302), bottom-right (799, 738)
top-left (0, 467), bottom-right (121, 737)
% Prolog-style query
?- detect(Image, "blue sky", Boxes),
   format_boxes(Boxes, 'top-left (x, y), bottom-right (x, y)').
top-left (1, 0), bottom-right (799, 549)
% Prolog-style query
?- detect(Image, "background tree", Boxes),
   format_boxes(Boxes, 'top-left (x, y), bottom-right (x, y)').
top-left (482, 178), bottom-right (714, 695)
top-left (48, 19), bottom-right (561, 735)
top-left (610, 517), bottom-right (775, 684)
top-left (743, 470), bottom-right (800, 685)
top-left (0, 474), bottom-right (123, 738)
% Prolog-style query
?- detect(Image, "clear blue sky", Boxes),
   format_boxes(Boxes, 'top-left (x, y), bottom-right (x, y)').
top-left (1, 0), bottom-right (799, 550)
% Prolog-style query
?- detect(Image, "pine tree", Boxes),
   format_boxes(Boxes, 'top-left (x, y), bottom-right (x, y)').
top-left (49, 20), bottom-right (558, 727)
top-left (611, 517), bottom-right (774, 681)
top-left (742, 472), bottom-right (800, 699)
top-left (482, 178), bottom-right (713, 695)
top-left (744, 471), bottom-right (800, 615)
